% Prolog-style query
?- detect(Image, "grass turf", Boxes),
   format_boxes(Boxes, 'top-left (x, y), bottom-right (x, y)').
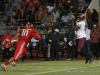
top-left (0, 60), bottom-right (100, 75)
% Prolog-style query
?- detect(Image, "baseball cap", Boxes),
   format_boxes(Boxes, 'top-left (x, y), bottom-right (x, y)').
top-left (7, 29), bottom-right (11, 31)
top-left (93, 25), bottom-right (96, 27)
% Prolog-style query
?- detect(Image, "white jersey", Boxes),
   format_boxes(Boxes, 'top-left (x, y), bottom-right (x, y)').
top-left (76, 21), bottom-right (86, 39)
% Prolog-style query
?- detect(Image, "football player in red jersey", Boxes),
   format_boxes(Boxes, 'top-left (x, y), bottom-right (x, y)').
top-left (1, 24), bottom-right (41, 71)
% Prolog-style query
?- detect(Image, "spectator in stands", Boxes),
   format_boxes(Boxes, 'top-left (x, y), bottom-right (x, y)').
top-left (12, 7), bottom-right (19, 20)
top-left (77, 5), bottom-right (84, 13)
top-left (42, 31), bottom-right (49, 61)
top-left (47, 3), bottom-right (54, 14)
top-left (64, 1), bottom-right (70, 11)
top-left (90, 24), bottom-right (100, 60)
top-left (8, 13), bottom-right (15, 26)
top-left (51, 8), bottom-right (60, 22)
top-left (19, 0), bottom-right (26, 11)
top-left (78, 0), bottom-right (86, 7)
top-left (86, 9), bottom-right (92, 30)
top-left (25, 0), bottom-right (32, 8)
top-left (19, 10), bottom-right (26, 26)
top-left (31, 7), bottom-right (37, 21)
top-left (92, 9), bottom-right (98, 24)
top-left (40, 0), bottom-right (48, 9)
top-left (1, 29), bottom-right (13, 62)
top-left (58, 0), bottom-right (64, 10)
top-left (32, 0), bottom-right (40, 11)
top-left (83, 25), bottom-right (91, 54)
top-left (61, 12), bottom-right (69, 26)
top-left (49, 14), bottom-right (55, 26)
top-left (27, 2), bottom-right (34, 13)
top-left (41, 13), bottom-right (50, 27)
top-left (35, 6), bottom-right (44, 21)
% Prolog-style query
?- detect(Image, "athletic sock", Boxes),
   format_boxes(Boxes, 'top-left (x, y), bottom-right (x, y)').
top-left (4, 61), bottom-right (10, 66)
top-left (78, 50), bottom-right (92, 58)
top-left (14, 60), bottom-right (17, 63)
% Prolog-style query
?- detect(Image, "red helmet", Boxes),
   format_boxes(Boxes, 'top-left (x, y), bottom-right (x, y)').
top-left (26, 22), bottom-right (33, 29)
top-left (28, 24), bottom-right (32, 29)
top-left (26, 24), bottom-right (32, 29)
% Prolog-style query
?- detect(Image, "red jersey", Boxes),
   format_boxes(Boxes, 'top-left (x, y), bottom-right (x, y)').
top-left (19, 2), bottom-right (26, 10)
top-left (86, 12), bottom-right (92, 21)
top-left (19, 29), bottom-right (41, 45)
top-left (38, 10), bottom-right (44, 15)
top-left (32, 0), bottom-right (40, 6)
top-left (25, 0), bottom-right (32, 6)
top-left (28, 3), bottom-right (34, 9)
top-left (90, 30), bottom-right (100, 43)
top-left (13, 10), bottom-right (19, 16)
top-left (3, 34), bottom-right (13, 48)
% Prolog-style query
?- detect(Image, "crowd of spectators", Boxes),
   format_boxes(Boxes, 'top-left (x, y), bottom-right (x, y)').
top-left (5, 0), bottom-right (91, 31)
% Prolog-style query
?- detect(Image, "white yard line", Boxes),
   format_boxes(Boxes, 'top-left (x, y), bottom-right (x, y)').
top-left (26, 65), bottom-right (100, 75)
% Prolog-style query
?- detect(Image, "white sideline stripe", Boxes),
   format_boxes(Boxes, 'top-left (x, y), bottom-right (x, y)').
top-left (26, 65), bottom-right (100, 75)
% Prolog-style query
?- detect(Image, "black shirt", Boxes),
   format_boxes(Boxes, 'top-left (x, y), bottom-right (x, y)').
top-left (65, 29), bottom-right (75, 41)
top-left (48, 31), bottom-right (60, 42)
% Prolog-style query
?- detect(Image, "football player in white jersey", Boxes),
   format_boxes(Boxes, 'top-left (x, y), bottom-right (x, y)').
top-left (72, 14), bottom-right (94, 64)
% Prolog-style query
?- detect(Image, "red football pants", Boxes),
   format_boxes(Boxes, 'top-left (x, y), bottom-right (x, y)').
top-left (13, 40), bottom-right (27, 60)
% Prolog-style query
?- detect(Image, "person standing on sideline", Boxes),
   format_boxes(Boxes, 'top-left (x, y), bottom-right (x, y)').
top-left (83, 25), bottom-right (91, 54)
top-left (48, 27), bottom-right (60, 61)
top-left (1, 29), bottom-right (13, 62)
top-left (90, 25), bottom-right (100, 60)
top-left (42, 31), bottom-right (49, 61)
top-left (65, 25), bottom-right (75, 60)
top-left (72, 14), bottom-right (94, 64)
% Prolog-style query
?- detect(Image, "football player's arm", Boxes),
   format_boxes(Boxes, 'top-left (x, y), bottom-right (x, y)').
top-left (33, 33), bottom-right (41, 39)
top-left (72, 22), bottom-right (80, 31)
top-left (32, 29), bottom-right (42, 39)
top-left (93, 31), bottom-right (100, 38)
top-left (10, 33), bottom-right (20, 43)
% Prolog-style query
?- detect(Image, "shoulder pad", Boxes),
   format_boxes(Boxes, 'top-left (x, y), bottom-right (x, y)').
top-left (32, 29), bottom-right (37, 33)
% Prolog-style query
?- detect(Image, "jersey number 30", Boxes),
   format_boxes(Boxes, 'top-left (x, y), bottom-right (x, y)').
top-left (21, 30), bottom-right (29, 36)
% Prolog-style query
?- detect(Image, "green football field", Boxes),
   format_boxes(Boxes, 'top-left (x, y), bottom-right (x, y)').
top-left (0, 60), bottom-right (100, 75)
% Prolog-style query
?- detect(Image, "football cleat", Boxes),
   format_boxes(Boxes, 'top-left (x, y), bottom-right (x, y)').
top-left (89, 55), bottom-right (95, 64)
top-left (10, 62), bottom-right (16, 66)
top-left (85, 57), bottom-right (89, 64)
top-left (1, 64), bottom-right (8, 71)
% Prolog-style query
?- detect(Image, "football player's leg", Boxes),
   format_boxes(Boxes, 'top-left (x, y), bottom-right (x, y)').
top-left (11, 55), bottom-right (23, 66)
top-left (77, 38), bottom-right (94, 64)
